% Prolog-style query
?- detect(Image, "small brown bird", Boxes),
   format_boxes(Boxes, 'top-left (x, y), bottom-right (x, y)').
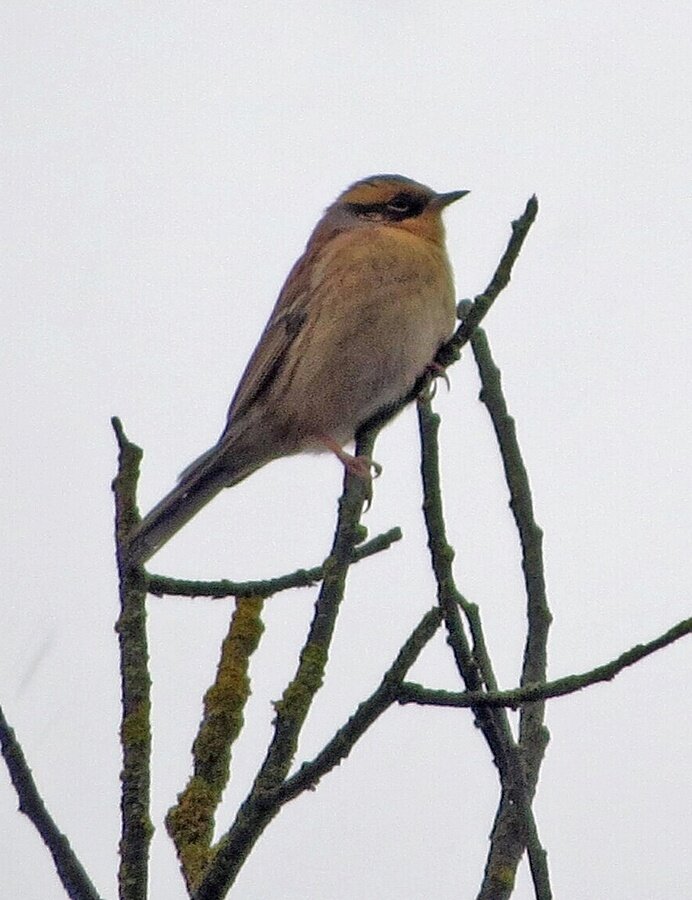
top-left (127, 174), bottom-right (467, 564)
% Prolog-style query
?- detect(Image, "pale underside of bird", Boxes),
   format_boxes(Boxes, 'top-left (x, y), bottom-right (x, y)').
top-left (127, 174), bottom-right (467, 565)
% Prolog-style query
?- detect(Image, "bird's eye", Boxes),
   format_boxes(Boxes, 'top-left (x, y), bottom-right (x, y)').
top-left (347, 192), bottom-right (425, 221)
top-left (387, 194), bottom-right (413, 213)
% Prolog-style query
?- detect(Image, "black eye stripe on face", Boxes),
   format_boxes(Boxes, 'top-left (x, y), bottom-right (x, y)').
top-left (346, 192), bottom-right (429, 222)
top-left (386, 192), bottom-right (426, 213)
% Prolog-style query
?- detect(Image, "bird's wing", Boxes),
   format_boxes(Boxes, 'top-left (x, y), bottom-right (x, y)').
top-left (224, 233), bottom-right (330, 426)
top-left (226, 300), bottom-right (306, 424)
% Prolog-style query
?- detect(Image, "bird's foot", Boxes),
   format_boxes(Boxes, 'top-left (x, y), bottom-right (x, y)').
top-left (419, 361), bottom-right (450, 400)
top-left (320, 436), bottom-right (382, 508)
top-left (342, 452), bottom-right (382, 482)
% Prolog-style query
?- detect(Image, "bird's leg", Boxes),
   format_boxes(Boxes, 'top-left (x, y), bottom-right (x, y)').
top-left (319, 435), bottom-right (382, 484)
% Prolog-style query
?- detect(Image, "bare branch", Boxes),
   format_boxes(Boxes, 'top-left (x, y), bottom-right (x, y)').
top-left (0, 704), bottom-right (102, 900)
top-left (440, 194), bottom-right (539, 365)
top-left (112, 418), bottom-right (153, 900)
top-left (470, 326), bottom-right (552, 898)
top-left (145, 527), bottom-right (402, 599)
top-left (399, 615), bottom-right (692, 709)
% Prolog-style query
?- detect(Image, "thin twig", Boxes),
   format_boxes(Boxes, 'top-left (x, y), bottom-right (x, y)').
top-left (146, 527), bottom-right (402, 599)
top-left (112, 418), bottom-right (153, 900)
top-left (0, 704), bottom-right (102, 900)
top-left (470, 328), bottom-right (552, 898)
top-left (398, 615), bottom-right (692, 708)
top-left (471, 328), bottom-right (551, 709)
top-left (418, 399), bottom-right (518, 762)
top-left (440, 195), bottom-right (539, 365)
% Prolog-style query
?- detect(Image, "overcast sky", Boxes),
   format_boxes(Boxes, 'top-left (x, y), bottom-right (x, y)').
top-left (3, 4), bottom-right (691, 898)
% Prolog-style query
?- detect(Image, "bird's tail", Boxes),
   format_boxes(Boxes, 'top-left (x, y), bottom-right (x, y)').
top-left (126, 446), bottom-right (239, 566)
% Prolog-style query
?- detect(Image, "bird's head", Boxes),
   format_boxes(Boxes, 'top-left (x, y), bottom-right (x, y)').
top-left (325, 174), bottom-right (468, 245)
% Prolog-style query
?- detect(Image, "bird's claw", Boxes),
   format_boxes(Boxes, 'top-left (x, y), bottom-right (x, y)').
top-left (343, 454), bottom-right (381, 510)
top-left (419, 362), bottom-right (450, 400)
top-left (348, 453), bottom-right (381, 481)
top-left (429, 361), bottom-right (451, 390)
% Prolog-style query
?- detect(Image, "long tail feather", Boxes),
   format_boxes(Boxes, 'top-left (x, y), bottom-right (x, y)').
top-left (126, 449), bottom-right (234, 566)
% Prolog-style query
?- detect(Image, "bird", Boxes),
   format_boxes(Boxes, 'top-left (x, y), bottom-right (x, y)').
top-left (127, 174), bottom-right (467, 565)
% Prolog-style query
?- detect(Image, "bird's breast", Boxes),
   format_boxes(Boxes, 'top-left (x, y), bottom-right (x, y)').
top-left (284, 225), bottom-right (456, 442)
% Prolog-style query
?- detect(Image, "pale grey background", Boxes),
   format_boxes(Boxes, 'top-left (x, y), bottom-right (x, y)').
top-left (2, 3), bottom-right (691, 898)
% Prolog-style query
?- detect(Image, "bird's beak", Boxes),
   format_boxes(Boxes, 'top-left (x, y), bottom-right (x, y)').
top-left (431, 189), bottom-right (470, 210)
